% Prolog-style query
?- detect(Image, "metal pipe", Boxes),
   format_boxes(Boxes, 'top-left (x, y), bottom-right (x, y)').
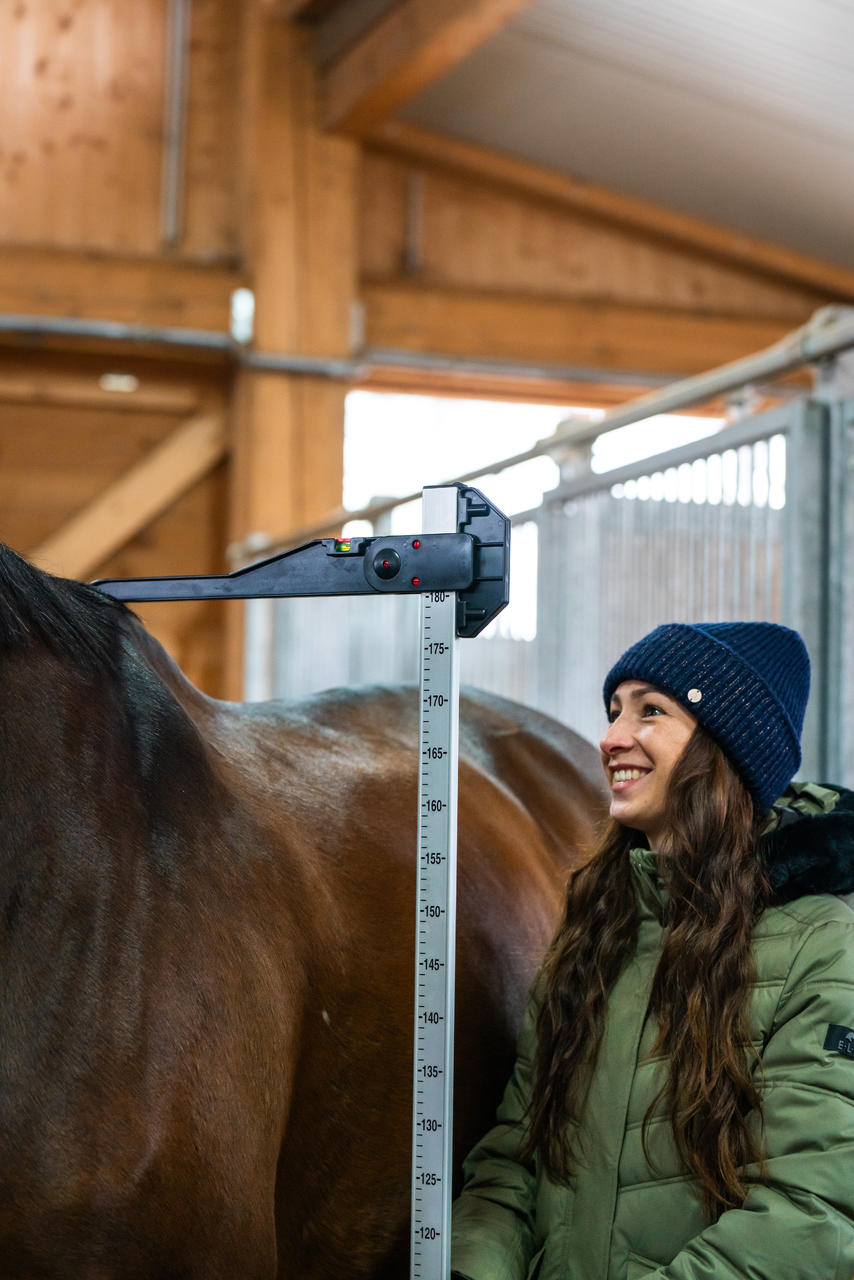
top-left (236, 305), bottom-right (854, 560)
top-left (364, 347), bottom-right (669, 388)
top-left (245, 349), bottom-right (368, 379)
top-left (563, 304), bottom-right (854, 437)
top-left (0, 314), bottom-right (668, 384)
top-left (0, 314), bottom-right (361, 376)
top-left (5, 306), bottom-right (853, 399)
top-left (0, 313), bottom-right (234, 351)
top-left (161, 0), bottom-right (192, 248)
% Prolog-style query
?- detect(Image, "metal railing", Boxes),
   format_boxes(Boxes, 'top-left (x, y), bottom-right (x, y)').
top-left (250, 310), bottom-right (854, 784)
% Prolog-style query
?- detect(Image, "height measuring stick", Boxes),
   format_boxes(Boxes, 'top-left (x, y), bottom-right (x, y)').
top-left (409, 484), bottom-right (510, 1278)
top-left (411, 486), bottom-right (462, 1279)
top-left (94, 482), bottom-right (510, 1280)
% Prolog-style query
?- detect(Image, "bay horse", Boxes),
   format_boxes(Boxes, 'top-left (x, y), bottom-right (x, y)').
top-left (0, 542), bottom-right (605, 1279)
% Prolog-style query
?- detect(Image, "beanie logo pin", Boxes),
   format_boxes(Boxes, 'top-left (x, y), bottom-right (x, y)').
top-left (687, 688), bottom-right (703, 703)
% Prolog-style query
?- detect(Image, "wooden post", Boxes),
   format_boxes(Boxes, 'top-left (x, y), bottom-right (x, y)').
top-left (227, 7), bottom-right (359, 698)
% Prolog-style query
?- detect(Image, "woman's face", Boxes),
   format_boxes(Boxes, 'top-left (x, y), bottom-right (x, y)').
top-left (600, 680), bottom-right (697, 848)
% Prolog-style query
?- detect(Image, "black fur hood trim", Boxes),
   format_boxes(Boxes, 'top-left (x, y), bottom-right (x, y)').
top-left (763, 786), bottom-right (854, 904)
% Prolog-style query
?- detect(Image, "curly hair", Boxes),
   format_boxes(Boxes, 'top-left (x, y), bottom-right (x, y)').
top-left (519, 725), bottom-right (771, 1217)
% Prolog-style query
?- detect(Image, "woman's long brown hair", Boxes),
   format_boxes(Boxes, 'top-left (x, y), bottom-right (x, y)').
top-left (520, 726), bottom-right (771, 1217)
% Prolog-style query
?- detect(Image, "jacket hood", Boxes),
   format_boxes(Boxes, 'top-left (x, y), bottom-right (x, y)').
top-left (763, 781), bottom-right (854, 904)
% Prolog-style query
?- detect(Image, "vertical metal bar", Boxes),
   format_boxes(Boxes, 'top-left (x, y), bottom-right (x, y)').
top-left (244, 597), bottom-right (274, 701)
top-left (784, 401), bottom-right (829, 779)
top-left (620, 486), bottom-right (631, 645)
top-left (643, 480), bottom-right (652, 630)
top-left (161, 0), bottom-right (191, 248)
top-left (686, 465), bottom-right (696, 623)
top-left (842, 401), bottom-right (854, 780)
top-left (782, 425), bottom-right (798, 630)
top-left (535, 503), bottom-right (558, 720)
top-left (584, 493), bottom-right (603, 738)
top-left (817, 392), bottom-right (847, 781)
top-left (762, 443), bottom-right (773, 619)
top-left (717, 457), bottom-right (727, 618)
top-left (735, 448), bottom-right (745, 615)
top-left (702, 460), bottom-right (712, 619)
top-left (747, 445), bottom-right (758, 616)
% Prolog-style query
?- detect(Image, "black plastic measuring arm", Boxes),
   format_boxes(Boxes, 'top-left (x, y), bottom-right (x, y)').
top-left (93, 483), bottom-right (510, 639)
top-left (94, 533), bottom-right (474, 602)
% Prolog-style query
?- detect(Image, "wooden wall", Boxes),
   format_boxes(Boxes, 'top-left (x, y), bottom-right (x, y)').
top-left (359, 153), bottom-right (822, 321)
top-left (0, 0), bottom-right (842, 698)
top-left (1, 0), bottom-right (240, 259)
top-left (2, 0), bottom-right (167, 252)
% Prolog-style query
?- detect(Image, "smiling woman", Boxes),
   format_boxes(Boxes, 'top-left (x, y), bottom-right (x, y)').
top-left (601, 682), bottom-right (696, 848)
top-left (451, 620), bottom-right (854, 1280)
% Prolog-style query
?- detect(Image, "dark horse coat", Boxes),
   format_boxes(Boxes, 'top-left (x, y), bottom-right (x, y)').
top-left (0, 544), bottom-right (605, 1279)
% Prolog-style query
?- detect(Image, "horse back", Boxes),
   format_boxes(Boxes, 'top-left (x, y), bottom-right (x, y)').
top-left (199, 683), bottom-right (604, 1278)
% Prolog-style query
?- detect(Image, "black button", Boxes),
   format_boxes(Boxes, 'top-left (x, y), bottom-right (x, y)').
top-left (373, 548), bottom-right (401, 579)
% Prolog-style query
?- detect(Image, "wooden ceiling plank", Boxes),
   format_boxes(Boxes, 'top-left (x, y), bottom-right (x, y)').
top-left (322, 0), bottom-right (536, 135)
top-left (362, 279), bottom-right (795, 379)
top-left (0, 246), bottom-right (240, 332)
top-left (369, 122), bottom-right (854, 301)
top-left (30, 411), bottom-right (227, 581)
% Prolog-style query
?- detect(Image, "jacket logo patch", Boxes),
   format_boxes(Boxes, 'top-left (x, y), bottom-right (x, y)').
top-left (823, 1024), bottom-right (854, 1059)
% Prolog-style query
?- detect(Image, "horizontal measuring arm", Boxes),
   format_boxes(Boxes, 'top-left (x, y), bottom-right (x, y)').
top-left (94, 483), bottom-right (510, 638)
top-left (94, 533), bottom-right (475, 603)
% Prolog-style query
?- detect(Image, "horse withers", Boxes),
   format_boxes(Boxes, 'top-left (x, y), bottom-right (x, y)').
top-left (0, 542), bottom-right (605, 1279)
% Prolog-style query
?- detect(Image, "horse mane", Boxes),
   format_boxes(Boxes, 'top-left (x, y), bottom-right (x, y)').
top-left (0, 542), bottom-right (127, 673)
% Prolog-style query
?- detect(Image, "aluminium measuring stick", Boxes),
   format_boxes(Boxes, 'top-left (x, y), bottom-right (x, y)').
top-left (411, 487), bottom-right (461, 1280)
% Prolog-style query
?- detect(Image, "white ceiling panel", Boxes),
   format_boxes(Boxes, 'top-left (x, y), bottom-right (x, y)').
top-left (400, 0), bottom-right (854, 269)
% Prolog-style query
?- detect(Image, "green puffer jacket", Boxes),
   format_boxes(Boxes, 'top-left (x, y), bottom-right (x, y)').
top-left (451, 783), bottom-right (854, 1280)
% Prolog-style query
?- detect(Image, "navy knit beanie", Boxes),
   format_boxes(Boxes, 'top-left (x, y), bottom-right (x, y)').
top-left (602, 621), bottom-right (810, 812)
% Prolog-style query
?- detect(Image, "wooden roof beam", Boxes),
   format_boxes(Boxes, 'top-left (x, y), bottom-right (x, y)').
top-left (362, 280), bottom-right (796, 379)
top-left (0, 246), bottom-right (240, 333)
top-left (369, 122), bottom-right (854, 302)
top-left (321, 0), bottom-right (536, 136)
